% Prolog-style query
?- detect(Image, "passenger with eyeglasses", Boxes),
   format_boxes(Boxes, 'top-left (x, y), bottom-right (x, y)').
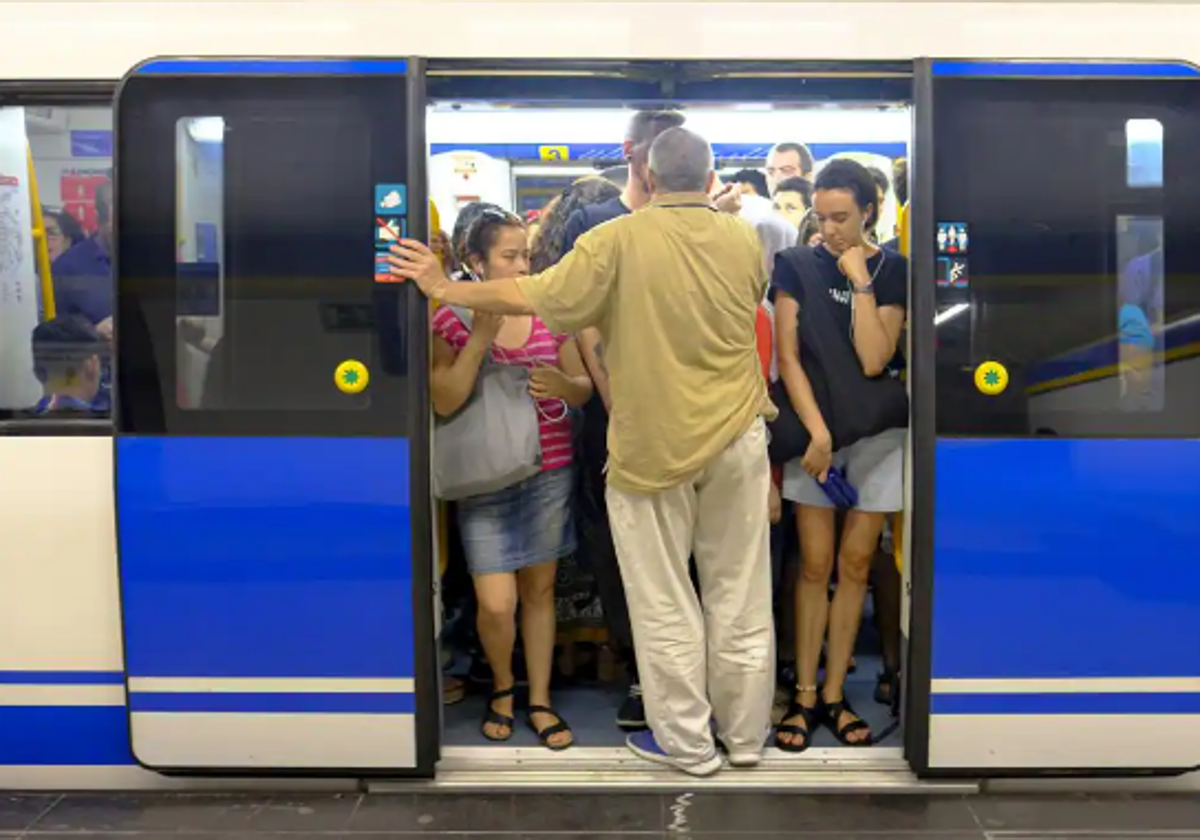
top-left (766, 141), bottom-right (814, 196)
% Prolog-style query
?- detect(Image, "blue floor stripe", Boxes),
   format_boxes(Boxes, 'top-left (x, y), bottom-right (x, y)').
top-left (932, 692), bottom-right (1200, 715)
top-left (127, 691), bottom-right (415, 714)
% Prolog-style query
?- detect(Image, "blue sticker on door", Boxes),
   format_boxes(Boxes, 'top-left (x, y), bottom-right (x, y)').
top-left (375, 184), bottom-right (407, 215)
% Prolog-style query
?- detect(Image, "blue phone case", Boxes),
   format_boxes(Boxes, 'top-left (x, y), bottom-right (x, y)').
top-left (819, 467), bottom-right (860, 510)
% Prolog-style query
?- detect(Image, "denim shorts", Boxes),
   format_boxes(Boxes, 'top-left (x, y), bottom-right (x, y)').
top-left (457, 466), bottom-right (576, 576)
top-left (782, 427), bottom-right (905, 513)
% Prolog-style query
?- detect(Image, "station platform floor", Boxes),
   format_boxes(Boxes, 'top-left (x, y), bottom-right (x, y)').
top-left (2, 791), bottom-right (1200, 839)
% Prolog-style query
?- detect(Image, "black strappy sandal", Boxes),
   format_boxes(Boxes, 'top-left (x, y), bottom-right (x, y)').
top-left (822, 695), bottom-right (873, 746)
top-left (874, 666), bottom-right (899, 707)
top-left (480, 687), bottom-right (516, 742)
top-left (775, 691), bottom-right (818, 753)
top-left (527, 705), bottom-right (574, 751)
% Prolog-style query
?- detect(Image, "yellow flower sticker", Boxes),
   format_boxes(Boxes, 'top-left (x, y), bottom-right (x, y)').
top-left (335, 360), bottom-right (370, 395)
top-left (974, 360), bottom-right (1008, 396)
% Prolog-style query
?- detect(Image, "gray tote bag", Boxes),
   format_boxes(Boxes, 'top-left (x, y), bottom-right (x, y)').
top-left (431, 307), bottom-right (544, 501)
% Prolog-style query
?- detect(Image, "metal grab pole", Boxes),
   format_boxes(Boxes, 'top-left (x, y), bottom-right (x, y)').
top-left (26, 142), bottom-right (56, 319)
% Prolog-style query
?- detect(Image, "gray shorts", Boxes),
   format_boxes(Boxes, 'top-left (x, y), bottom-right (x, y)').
top-left (782, 427), bottom-right (905, 513)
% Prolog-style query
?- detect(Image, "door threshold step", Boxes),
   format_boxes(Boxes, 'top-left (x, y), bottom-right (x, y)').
top-left (369, 746), bottom-right (979, 794)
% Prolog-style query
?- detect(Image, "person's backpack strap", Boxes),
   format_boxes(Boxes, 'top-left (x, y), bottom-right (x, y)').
top-left (782, 245), bottom-right (824, 304)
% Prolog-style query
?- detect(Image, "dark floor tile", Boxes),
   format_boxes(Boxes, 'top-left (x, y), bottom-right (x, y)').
top-left (984, 835), bottom-right (1200, 840)
top-left (28, 794), bottom-right (267, 832)
top-left (683, 793), bottom-right (978, 834)
top-left (968, 794), bottom-right (1200, 832)
top-left (518, 835), bottom-right (666, 840)
top-left (243, 794), bottom-right (362, 831)
top-left (668, 835), bottom-right (982, 840)
top-left (0, 794), bottom-right (58, 831)
top-left (515, 793), bottom-right (663, 833)
top-left (28, 835), bottom-right (354, 840)
top-left (347, 793), bottom-right (517, 833)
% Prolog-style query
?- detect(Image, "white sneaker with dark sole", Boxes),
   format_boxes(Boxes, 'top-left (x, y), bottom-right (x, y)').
top-left (626, 731), bottom-right (722, 777)
top-left (725, 752), bottom-right (762, 768)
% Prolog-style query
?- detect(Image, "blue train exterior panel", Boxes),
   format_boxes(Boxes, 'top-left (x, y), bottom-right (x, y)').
top-left (929, 438), bottom-right (1200, 769)
top-left (115, 437), bottom-right (419, 770)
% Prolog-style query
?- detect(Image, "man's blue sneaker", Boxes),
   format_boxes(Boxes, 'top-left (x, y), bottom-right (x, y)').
top-left (626, 730), bottom-right (722, 777)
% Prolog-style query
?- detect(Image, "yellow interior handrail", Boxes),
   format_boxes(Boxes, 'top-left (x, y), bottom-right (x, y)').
top-left (26, 142), bottom-right (55, 319)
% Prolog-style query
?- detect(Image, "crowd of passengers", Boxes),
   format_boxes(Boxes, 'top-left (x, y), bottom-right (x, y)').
top-left (390, 111), bottom-right (910, 775)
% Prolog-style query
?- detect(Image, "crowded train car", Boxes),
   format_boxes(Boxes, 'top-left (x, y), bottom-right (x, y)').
top-left (0, 0), bottom-right (1199, 792)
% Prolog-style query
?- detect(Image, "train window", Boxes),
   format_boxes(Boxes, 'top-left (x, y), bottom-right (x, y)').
top-left (173, 112), bottom-right (372, 412)
top-left (0, 105), bottom-right (112, 420)
top-left (1126, 118), bottom-right (1164, 188)
top-left (932, 79), bottom-right (1200, 438)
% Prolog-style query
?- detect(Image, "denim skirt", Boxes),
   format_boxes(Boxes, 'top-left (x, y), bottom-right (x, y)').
top-left (457, 466), bottom-right (576, 576)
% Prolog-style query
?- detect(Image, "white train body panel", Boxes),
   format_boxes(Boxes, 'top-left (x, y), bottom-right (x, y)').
top-left (3, 0), bottom-right (1200, 790)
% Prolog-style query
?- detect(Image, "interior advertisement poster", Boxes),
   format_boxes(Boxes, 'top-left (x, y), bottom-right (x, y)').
top-left (0, 107), bottom-right (42, 410)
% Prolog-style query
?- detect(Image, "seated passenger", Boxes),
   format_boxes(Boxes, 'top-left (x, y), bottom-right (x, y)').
top-left (28, 315), bottom-right (105, 414)
top-left (44, 208), bottom-right (85, 262)
top-left (430, 208), bottom-right (593, 750)
top-left (53, 179), bottom-right (113, 342)
top-left (772, 159), bottom-right (909, 751)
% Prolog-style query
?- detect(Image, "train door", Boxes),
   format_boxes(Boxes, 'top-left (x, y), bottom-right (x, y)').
top-left (113, 58), bottom-right (438, 775)
top-left (910, 59), bottom-right (1200, 775)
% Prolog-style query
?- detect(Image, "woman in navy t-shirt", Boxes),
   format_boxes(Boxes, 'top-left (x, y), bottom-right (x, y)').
top-left (770, 159), bottom-right (909, 752)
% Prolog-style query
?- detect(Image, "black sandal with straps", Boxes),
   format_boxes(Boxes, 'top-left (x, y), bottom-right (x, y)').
top-left (480, 687), bottom-right (516, 742)
top-left (527, 704), bottom-right (574, 751)
top-left (822, 695), bottom-right (874, 746)
top-left (775, 695), bottom-right (818, 753)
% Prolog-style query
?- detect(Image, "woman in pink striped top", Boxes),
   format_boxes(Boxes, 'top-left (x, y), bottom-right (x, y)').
top-left (431, 208), bottom-right (593, 751)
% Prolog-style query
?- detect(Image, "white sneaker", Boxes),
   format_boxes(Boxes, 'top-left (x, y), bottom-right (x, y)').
top-left (725, 751), bottom-right (762, 768)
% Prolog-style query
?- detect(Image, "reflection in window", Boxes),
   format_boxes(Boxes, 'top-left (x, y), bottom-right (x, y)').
top-left (1126, 119), bottom-right (1163, 189)
top-left (172, 111), bottom-right (373, 413)
top-left (1116, 216), bottom-right (1164, 412)
top-left (176, 117), bottom-right (225, 409)
top-left (0, 105), bottom-right (112, 418)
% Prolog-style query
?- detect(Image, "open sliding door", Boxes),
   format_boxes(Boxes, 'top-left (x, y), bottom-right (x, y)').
top-left (113, 57), bottom-right (436, 775)
top-left (911, 58), bottom-right (1200, 775)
